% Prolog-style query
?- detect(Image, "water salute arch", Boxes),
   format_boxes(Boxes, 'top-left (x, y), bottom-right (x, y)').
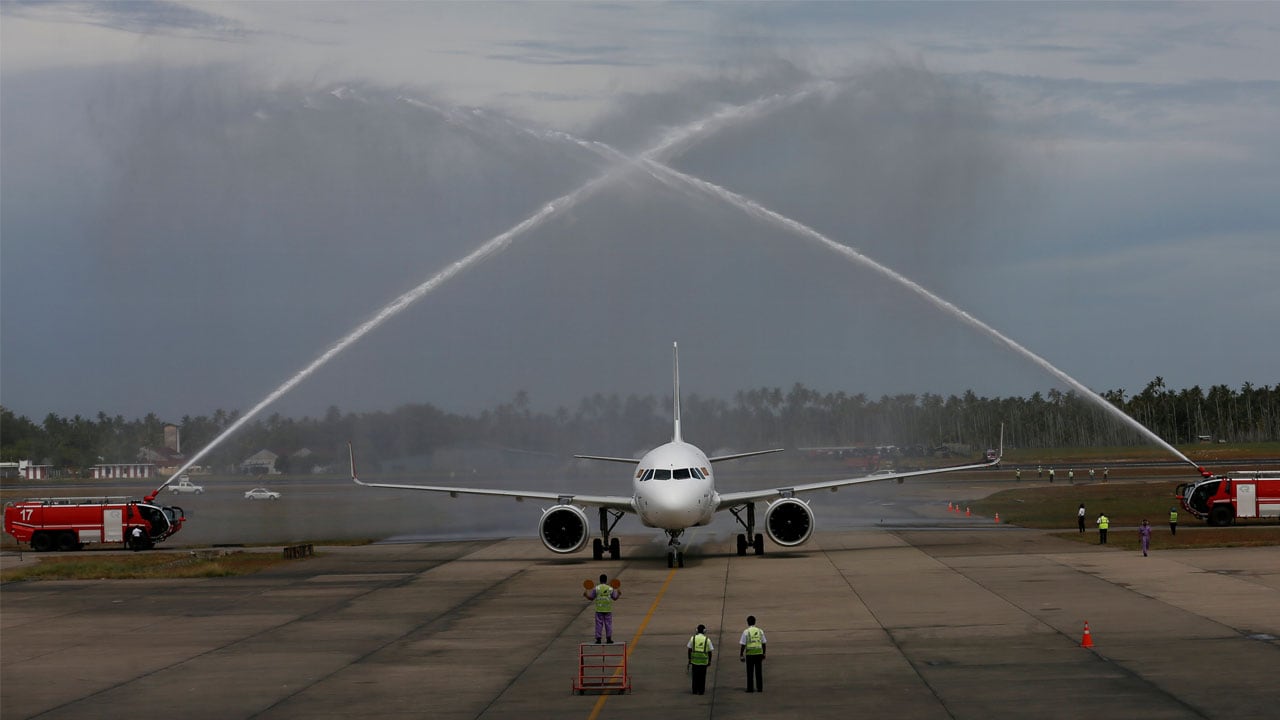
top-left (166, 77), bottom-right (1200, 483)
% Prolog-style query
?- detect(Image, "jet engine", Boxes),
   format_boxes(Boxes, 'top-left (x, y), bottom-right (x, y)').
top-left (538, 504), bottom-right (590, 554)
top-left (763, 498), bottom-right (815, 547)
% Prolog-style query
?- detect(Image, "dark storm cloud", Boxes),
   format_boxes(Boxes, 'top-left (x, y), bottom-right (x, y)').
top-left (3, 0), bottom-right (248, 41)
top-left (4, 45), bottom-right (1276, 427)
top-left (2, 60), bottom-right (1039, 423)
top-left (491, 40), bottom-right (650, 67)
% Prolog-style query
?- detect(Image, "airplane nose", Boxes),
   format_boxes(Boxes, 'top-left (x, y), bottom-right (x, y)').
top-left (642, 483), bottom-right (706, 526)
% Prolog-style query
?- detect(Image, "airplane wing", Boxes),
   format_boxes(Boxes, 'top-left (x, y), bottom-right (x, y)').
top-left (716, 456), bottom-right (999, 510)
top-left (350, 445), bottom-right (633, 511)
top-left (708, 448), bottom-right (785, 463)
top-left (351, 476), bottom-right (635, 511)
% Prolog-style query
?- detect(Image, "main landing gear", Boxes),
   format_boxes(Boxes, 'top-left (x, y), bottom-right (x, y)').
top-left (730, 503), bottom-right (765, 556)
top-left (666, 530), bottom-right (685, 568)
top-left (592, 508), bottom-right (624, 560)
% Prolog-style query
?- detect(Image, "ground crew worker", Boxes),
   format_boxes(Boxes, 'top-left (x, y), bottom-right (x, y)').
top-left (1015, 468), bottom-right (1021, 481)
top-left (1077, 503), bottom-right (1087, 534)
top-left (1103, 467), bottom-right (1109, 482)
top-left (739, 616), bottom-right (766, 693)
top-left (687, 624), bottom-right (713, 695)
top-left (1037, 465), bottom-right (1042, 479)
top-left (1089, 468), bottom-right (1095, 481)
top-left (1169, 507), bottom-right (1178, 535)
top-left (1068, 469), bottom-right (1075, 483)
top-left (1097, 512), bottom-right (1110, 544)
top-left (1139, 519), bottom-right (1152, 556)
top-left (1049, 468), bottom-right (1055, 483)
top-left (584, 573), bottom-right (620, 643)
top-left (129, 526), bottom-right (145, 551)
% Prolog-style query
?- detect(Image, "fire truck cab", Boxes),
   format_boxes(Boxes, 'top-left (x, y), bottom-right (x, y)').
top-left (1176, 472), bottom-right (1280, 526)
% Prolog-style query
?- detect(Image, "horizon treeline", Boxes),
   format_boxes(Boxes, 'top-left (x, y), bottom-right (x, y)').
top-left (2, 377), bottom-right (1277, 471)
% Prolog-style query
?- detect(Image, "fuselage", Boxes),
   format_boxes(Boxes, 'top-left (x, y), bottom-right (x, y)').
top-left (631, 441), bottom-right (718, 530)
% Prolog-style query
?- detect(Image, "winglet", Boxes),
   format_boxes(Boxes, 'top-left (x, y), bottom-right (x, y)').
top-left (348, 442), bottom-right (367, 486)
top-left (672, 342), bottom-right (683, 443)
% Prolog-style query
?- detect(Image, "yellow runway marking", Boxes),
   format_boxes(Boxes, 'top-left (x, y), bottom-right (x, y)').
top-left (586, 567), bottom-right (678, 720)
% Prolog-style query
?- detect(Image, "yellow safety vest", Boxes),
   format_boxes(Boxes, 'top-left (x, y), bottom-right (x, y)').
top-left (594, 584), bottom-right (613, 613)
top-left (1098, 516), bottom-right (1109, 530)
top-left (690, 634), bottom-right (710, 665)
top-left (1170, 511), bottom-right (1178, 523)
top-left (744, 626), bottom-right (764, 655)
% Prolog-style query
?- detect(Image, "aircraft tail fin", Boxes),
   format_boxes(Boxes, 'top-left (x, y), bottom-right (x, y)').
top-left (672, 342), bottom-right (682, 443)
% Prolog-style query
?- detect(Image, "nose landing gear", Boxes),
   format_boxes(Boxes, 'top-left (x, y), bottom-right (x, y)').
top-left (666, 529), bottom-right (685, 568)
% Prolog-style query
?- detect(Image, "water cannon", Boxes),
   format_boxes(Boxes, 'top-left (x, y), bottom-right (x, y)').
top-left (1199, 466), bottom-right (1213, 479)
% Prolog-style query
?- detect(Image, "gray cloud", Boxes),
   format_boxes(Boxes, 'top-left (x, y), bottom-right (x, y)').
top-left (2, 37), bottom-right (1276, 427)
top-left (3, 0), bottom-right (249, 41)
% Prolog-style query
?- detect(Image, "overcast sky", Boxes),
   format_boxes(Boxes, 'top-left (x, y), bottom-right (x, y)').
top-left (2, 1), bottom-right (1278, 427)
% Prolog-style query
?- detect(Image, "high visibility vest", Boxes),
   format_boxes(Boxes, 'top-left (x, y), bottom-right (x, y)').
top-left (1170, 511), bottom-right (1178, 523)
top-left (690, 634), bottom-right (711, 665)
top-left (1098, 516), bottom-right (1109, 530)
top-left (594, 584), bottom-right (613, 613)
top-left (744, 626), bottom-right (764, 655)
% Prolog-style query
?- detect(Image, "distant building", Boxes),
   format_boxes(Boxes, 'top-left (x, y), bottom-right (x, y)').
top-left (241, 449), bottom-right (280, 475)
top-left (164, 424), bottom-right (181, 453)
top-left (90, 463), bottom-right (158, 479)
top-left (14, 460), bottom-right (57, 480)
top-left (138, 446), bottom-right (186, 475)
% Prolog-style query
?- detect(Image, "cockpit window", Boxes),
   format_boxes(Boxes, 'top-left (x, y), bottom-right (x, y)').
top-left (640, 469), bottom-right (654, 481)
top-left (691, 468), bottom-right (704, 479)
top-left (674, 468), bottom-right (691, 480)
top-left (654, 469), bottom-right (671, 480)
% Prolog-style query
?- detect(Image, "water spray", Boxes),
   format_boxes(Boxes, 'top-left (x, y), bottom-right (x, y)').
top-left (635, 160), bottom-right (1204, 472)
top-left (162, 82), bottom-right (834, 484)
top-left (522, 114), bottom-right (1202, 472)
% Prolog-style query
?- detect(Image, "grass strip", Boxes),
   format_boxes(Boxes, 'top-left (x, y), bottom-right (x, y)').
top-left (1, 550), bottom-right (296, 582)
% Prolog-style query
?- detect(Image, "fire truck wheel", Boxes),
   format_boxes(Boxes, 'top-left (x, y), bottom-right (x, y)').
top-left (56, 532), bottom-right (78, 552)
top-left (30, 532), bottom-right (53, 552)
top-left (1209, 505), bottom-right (1233, 527)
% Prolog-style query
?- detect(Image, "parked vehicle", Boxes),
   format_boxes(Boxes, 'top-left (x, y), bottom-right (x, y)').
top-left (244, 487), bottom-right (281, 500)
top-left (169, 476), bottom-right (205, 494)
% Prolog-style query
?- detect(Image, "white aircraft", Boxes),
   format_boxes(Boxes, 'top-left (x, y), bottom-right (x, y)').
top-left (352, 343), bottom-right (1001, 567)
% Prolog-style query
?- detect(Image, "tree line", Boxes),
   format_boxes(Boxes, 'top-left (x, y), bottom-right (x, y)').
top-left (2, 378), bottom-right (1276, 472)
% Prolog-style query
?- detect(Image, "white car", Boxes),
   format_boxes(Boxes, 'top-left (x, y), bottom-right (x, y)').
top-left (169, 477), bottom-right (205, 494)
top-left (244, 487), bottom-right (281, 500)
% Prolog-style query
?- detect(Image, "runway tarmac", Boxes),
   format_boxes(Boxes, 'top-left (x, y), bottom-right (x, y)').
top-left (3, 524), bottom-right (1278, 720)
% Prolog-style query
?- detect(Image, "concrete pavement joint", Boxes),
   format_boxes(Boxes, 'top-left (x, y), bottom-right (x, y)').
top-left (822, 542), bottom-right (959, 720)
top-left (933, 549), bottom-right (1213, 719)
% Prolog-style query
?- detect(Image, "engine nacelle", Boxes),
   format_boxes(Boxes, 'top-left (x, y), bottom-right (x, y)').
top-left (538, 504), bottom-right (590, 554)
top-left (764, 498), bottom-right (815, 547)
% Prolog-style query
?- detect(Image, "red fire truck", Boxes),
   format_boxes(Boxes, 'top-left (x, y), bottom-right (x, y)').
top-left (4, 495), bottom-right (186, 551)
top-left (1176, 472), bottom-right (1280, 526)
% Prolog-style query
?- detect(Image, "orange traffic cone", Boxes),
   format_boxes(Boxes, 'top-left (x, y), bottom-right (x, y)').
top-left (965, 506), bottom-right (971, 517)
top-left (1080, 621), bottom-right (1094, 648)
top-left (994, 512), bottom-right (1000, 523)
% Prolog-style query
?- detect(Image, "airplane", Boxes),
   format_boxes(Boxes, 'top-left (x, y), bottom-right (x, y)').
top-left (352, 343), bottom-right (1002, 567)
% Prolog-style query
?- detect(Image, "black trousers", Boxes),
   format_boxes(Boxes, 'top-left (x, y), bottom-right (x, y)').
top-left (1099, 529), bottom-right (1107, 544)
top-left (745, 655), bottom-right (764, 691)
top-left (691, 663), bottom-right (708, 694)
top-left (1170, 522), bottom-right (1177, 535)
